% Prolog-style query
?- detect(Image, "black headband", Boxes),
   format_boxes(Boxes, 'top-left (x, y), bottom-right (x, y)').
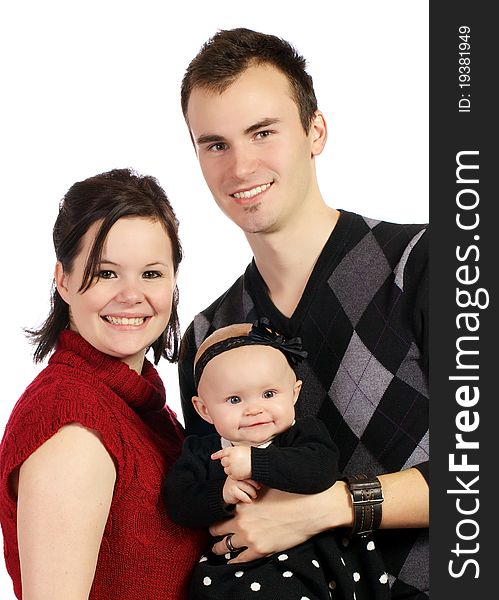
top-left (194, 317), bottom-right (308, 390)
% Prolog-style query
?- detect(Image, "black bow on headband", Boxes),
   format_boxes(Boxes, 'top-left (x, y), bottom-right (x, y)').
top-left (193, 317), bottom-right (308, 389)
top-left (248, 317), bottom-right (308, 365)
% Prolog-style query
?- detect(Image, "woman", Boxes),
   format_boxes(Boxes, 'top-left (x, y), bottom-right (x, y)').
top-left (0, 168), bottom-right (206, 599)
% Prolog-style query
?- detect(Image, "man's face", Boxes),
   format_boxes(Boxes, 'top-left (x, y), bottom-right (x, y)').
top-left (187, 64), bottom-right (325, 235)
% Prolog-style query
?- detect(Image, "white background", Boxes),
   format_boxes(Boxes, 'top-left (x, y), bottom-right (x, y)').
top-left (0, 1), bottom-right (428, 596)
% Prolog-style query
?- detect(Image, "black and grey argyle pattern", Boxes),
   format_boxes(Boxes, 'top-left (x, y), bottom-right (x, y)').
top-left (179, 210), bottom-right (429, 599)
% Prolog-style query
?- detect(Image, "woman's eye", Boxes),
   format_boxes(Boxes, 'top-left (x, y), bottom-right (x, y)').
top-left (263, 390), bottom-right (275, 399)
top-left (143, 271), bottom-right (162, 279)
top-left (97, 270), bottom-right (116, 279)
top-left (227, 396), bottom-right (242, 405)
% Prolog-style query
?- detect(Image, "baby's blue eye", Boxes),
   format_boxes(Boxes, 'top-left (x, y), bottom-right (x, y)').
top-left (227, 396), bottom-right (241, 405)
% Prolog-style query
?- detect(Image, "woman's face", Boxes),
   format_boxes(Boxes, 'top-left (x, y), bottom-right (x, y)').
top-left (56, 217), bottom-right (176, 372)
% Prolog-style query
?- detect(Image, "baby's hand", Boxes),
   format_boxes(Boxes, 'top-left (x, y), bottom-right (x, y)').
top-left (211, 446), bottom-right (252, 480)
top-left (223, 477), bottom-right (261, 505)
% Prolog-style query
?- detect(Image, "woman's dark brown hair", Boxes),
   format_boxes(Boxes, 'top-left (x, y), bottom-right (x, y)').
top-left (28, 168), bottom-right (182, 364)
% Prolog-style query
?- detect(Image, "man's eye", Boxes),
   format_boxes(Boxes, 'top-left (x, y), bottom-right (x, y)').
top-left (227, 396), bottom-right (242, 405)
top-left (208, 142), bottom-right (227, 152)
top-left (143, 271), bottom-right (162, 279)
top-left (263, 390), bottom-right (275, 399)
top-left (97, 270), bottom-right (116, 279)
top-left (255, 130), bottom-right (273, 140)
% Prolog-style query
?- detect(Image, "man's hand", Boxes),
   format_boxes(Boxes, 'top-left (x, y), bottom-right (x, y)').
top-left (212, 446), bottom-right (252, 480)
top-left (223, 477), bottom-right (261, 505)
top-left (210, 484), bottom-right (350, 563)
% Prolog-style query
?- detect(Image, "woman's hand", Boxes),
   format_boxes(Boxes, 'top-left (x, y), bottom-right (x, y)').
top-left (17, 423), bottom-right (116, 600)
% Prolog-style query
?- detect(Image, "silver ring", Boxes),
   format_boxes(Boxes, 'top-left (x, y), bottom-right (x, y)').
top-left (226, 533), bottom-right (238, 553)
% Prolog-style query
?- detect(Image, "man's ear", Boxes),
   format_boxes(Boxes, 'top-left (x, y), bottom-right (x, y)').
top-left (293, 379), bottom-right (303, 405)
top-left (192, 395), bottom-right (214, 424)
top-left (54, 261), bottom-right (70, 305)
top-left (310, 110), bottom-right (327, 157)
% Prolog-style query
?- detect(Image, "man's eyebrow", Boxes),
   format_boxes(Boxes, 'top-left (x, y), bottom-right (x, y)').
top-left (244, 118), bottom-right (281, 135)
top-left (196, 133), bottom-right (227, 146)
top-left (195, 118), bottom-right (281, 146)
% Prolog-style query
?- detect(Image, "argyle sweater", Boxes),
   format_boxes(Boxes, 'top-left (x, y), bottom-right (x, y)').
top-left (0, 330), bottom-right (207, 600)
top-left (179, 210), bottom-right (429, 599)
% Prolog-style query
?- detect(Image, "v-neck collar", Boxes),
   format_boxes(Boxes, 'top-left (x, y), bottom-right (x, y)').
top-left (246, 209), bottom-right (354, 336)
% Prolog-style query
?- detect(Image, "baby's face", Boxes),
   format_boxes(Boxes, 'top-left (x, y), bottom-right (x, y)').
top-left (195, 345), bottom-right (301, 446)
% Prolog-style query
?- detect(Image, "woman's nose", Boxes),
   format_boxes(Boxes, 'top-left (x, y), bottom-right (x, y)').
top-left (115, 282), bottom-right (145, 304)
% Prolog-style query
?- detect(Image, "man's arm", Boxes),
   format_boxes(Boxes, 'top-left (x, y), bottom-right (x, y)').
top-left (210, 466), bottom-right (428, 563)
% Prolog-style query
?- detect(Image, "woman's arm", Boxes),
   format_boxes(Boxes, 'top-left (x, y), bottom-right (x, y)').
top-left (17, 423), bottom-right (116, 600)
top-left (210, 467), bottom-right (429, 563)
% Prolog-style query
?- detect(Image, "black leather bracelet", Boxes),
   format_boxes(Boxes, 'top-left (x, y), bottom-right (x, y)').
top-left (343, 473), bottom-right (384, 536)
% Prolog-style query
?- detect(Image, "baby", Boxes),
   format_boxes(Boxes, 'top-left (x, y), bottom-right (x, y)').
top-left (164, 318), bottom-right (389, 600)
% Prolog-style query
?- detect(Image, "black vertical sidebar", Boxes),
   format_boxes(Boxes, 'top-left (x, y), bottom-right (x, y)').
top-left (430, 2), bottom-right (496, 598)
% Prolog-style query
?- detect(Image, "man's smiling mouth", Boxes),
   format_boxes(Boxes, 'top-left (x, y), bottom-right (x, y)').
top-left (231, 182), bottom-right (273, 199)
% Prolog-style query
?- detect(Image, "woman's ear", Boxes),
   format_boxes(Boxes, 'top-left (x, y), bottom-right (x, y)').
top-left (310, 110), bottom-right (327, 157)
top-left (192, 395), bottom-right (214, 424)
top-left (54, 261), bottom-right (70, 305)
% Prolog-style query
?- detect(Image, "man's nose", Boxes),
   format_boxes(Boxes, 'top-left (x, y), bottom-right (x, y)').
top-left (230, 144), bottom-right (258, 181)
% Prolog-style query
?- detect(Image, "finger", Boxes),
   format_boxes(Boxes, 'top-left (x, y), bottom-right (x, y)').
top-left (211, 449), bottom-right (225, 461)
top-left (243, 479), bottom-right (262, 490)
top-left (209, 519), bottom-right (235, 537)
top-left (212, 536), bottom-right (240, 556)
top-left (236, 491), bottom-right (253, 504)
top-left (237, 482), bottom-right (258, 499)
top-left (228, 547), bottom-right (261, 564)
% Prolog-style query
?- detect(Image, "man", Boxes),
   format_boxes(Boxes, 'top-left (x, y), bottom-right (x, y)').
top-left (179, 28), bottom-right (429, 599)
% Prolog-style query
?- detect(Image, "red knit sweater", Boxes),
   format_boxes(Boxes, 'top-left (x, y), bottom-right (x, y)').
top-left (0, 331), bottom-right (207, 599)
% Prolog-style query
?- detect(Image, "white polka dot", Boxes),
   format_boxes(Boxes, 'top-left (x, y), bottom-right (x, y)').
top-left (250, 582), bottom-right (261, 591)
top-left (301, 597), bottom-right (311, 600)
top-left (282, 571), bottom-right (293, 578)
top-left (328, 580), bottom-right (336, 589)
top-left (367, 541), bottom-right (375, 551)
top-left (225, 553), bottom-right (231, 560)
top-left (379, 573), bottom-right (388, 584)
top-left (342, 537), bottom-right (350, 547)
top-left (199, 555), bottom-right (208, 562)
top-left (312, 559), bottom-right (320, 568)
top-left (203, 577), bottom-right (211, 586)
top-left (353, 593), bottom-right (357, 600)
top-left (340, 557), bottom-right (346, 566)
top-left (278, 553), bottom-right (289, 561)
top-left (235, 571), bottom-right (244, 578)
top-left (353, 572), bottom-right (360, 582)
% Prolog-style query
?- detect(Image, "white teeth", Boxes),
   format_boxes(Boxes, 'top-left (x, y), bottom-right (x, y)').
top-left (233, 182), bottom-right (271, 199)
top-left (104, 316), bottom-right (145, 325)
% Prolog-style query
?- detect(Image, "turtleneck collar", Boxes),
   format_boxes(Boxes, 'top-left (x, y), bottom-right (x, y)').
top-left (49, 330), bottom-right (166, 413)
